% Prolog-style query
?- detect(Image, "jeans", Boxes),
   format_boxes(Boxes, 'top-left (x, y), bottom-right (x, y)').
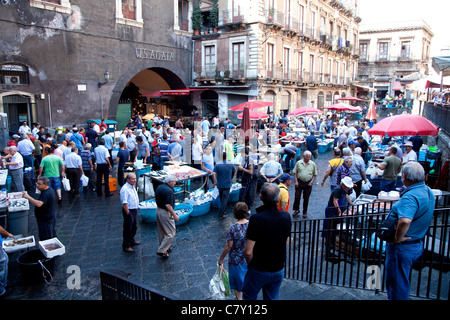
top-left (0, 248), bottom-right (8, 295)
top-left (242, 266), bottom-right (284, 300)
top-left (218, 188), bottom-right (230, 218)
top-left (381, 179), bottom-right (396, 192)
top-left (385, 242), bottom-right (423, 300)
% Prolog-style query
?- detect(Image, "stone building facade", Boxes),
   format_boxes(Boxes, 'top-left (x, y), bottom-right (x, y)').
top-left (0, 0), bottom-right (193, 132)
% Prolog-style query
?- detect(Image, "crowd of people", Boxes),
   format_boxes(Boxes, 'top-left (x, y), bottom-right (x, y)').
top-left (0, 110), bottom-right (436, 300)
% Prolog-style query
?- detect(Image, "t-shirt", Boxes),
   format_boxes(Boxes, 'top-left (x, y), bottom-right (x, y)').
top-left (213, 162), bottom-right (235, 189)
top-left (226, 222), bottom-right (249, 265)
top-left (137, 142), bottom-right (149, 158)
top-left (327, 184), bottom-right (349, 207)
top-left (277, 183), bottom-right (290, 211)
top-left (246, 205), bottom-right (291, 272)
top-left (202, 153), bottom-right (214, 173)
top-left (155, 183), bottom-right (175, 209)
top-left (40, 155), bottom-right (63, 177)
top-left (35, 187), bottom-right (57, 222)
top-left (103, 134), bottom-right (113, 150)
top-left (381, 155), bottom-right (402, 181)
top-left (117, 149), bottom-right (130, 168)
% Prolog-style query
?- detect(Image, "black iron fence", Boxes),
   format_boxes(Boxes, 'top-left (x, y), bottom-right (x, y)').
top-left (285, 196), bottom-right (450, 300)
top-left (100, 271), bottom-right (178, 300)
top-left (423, 102), bottom-right (450, 136)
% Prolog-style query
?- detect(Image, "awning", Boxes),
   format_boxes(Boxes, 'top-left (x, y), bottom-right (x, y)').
top-left (432, 56), bottom-right (450, 77)
top-left (140, 88), bottom-right (207, 97)
top-left (392, 81), bottom-right (403, 91)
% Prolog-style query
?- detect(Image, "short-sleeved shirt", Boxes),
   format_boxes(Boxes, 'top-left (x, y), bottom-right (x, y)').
top-left (155, 183), bottom-right (175, 209)
top-left (246, 205), bottom-right (291, 272)
top-left (103, 134), bottom-right (113, 150)
top-left (64, 152), bottom-right (82, 169)
top-left (327, 184), bottom-right (350, 207)
top-left (40, 155), bottom-right (63, 177)
top-left (226, 222), bottom-right (249, 265)
top-left (277, 183), bottom-right (290, 211)
top-left (260, 160), bottom-right (283, 177)
top-left (35, 187), bottom-right (57, 222)
top-left (137, 141), bottom-right (149, 158)
top-left (120, 182), bottom-right (139, 210)
top-left (202, 153), bottom-right (214, 173)
top-left (94, 145), bottom-right (110, 164)
top-left (328, 158), bottom-right (344, 187)
top-left (381, 155), bottom-right (402, 181)
top-left (349, 154), bottom-right (366, 183)
top-left (213, 162), bottom-right (235, 189)
top-left (387, 182), bottom-right (434, 240)
top-left (293, 159), bottom-right (317, 182)
top-left (117, 149), bottom-right (130, 168)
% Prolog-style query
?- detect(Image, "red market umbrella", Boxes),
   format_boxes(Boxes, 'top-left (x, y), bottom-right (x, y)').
top-left (326, 103), bottom-right (361, 112)
top-left (237, 110), bottom-right (269, 120)
top-left (230, 100), bottom-right (274, 111)
top-left (239, 106), bottom-right (252, 138)
top-left (288, 106), bottom-right (322, 116)
top-left (337, 96), bottom-right (365, 102)
top-left (367, 98), bottom-right (377, 121)
top-left (368, 114), bottom-right (439, 137)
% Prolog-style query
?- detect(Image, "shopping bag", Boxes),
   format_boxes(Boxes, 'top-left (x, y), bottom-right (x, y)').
top-left (209, 263), bottom-right (231, 300)
top-left (80, 175), bottom-right (89, 187)
top-left (361, 180), bottom-right (372, 193)
top-left (62, 177), bottom-right (71, 191)
top-left (211, 192), bottom-right (221, 208)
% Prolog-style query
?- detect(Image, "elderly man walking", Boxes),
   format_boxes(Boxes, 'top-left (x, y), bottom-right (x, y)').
top-left (120, 173), bottom-right (141, 252)
top-left (384, 162), bottom-right (434, 300)
top-left (292, 151), bottom-right (317, 218)
top-left (64, 147), bottom-right (84, 199)
top-left (155, 174), bottom-right (179, 258)
top-left (5, 146), bottom-right (24, 192)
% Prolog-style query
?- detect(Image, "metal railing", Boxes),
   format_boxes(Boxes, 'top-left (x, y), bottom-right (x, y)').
top-left (423, 102), bottom-right (450, 136)
top-left (285, 196), bottom-right (450, 300)
top-left (100, 270), bottom-right (178, 300)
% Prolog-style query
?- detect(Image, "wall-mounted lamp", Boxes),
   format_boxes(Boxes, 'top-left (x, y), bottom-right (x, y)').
top-left (98, 71), bottom-right (110, 88)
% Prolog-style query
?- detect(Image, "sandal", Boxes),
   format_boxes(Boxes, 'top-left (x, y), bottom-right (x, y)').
top-left (293, 211), bottom-right (300, 217)
top-left (156, 251), bottom-right (170, 258)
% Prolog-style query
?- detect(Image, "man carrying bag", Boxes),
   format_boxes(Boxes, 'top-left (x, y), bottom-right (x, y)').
top-left (377, 162), bottom-right (434, 300)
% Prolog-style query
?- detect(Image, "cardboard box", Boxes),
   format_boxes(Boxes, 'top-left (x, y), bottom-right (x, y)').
top-left (39, 237), bottom-right (65, 258)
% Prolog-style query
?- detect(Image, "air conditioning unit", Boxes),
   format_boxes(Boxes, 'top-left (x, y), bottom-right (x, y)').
top-left (4, 76), bottom-right (20, 85)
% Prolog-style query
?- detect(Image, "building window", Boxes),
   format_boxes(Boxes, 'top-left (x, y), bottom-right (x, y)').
top-left (359, 43), bottom-right (368, 61)
top-left (267, 43), bottom-right (275, 78)
top-left (283, 47), bottom-right (290, 79)
top-left (400, 41), bottom-right (411, 60)
top-left (0, 64), bottom-right (29, 86)
top-left (178, 0), bottom-right (189, 31)
top-left (297, 52), bottom-right (303, 81)
top-left (204, 45), bottom-right (216, 78)
top-left (232, 42), bottom-right (245, 77)
top-left (378, 42), bottom-right (389, 61)
top-left (30, 0), bottom-right (71, 14)
top-left (115, 0), bottom-right (143, 27)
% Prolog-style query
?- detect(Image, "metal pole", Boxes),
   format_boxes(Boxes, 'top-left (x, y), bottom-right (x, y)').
top-left (48, 93), bottom-right (52, 127)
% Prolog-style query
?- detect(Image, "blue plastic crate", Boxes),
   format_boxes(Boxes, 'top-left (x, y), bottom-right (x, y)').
top-left (174, 203), bottom-right (193, 226)
top-left (190, 201), bottom-right (211, 217)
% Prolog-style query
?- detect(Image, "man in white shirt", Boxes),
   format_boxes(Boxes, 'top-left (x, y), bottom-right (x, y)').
top-left (402, 141), bottom-right (417, 164)
top-left (17, 133), bottom-right (35, 169)
top-left (18, 121), bottom-right (30, 135)
top-left (5, 146), bottom-right (24, 192)
top-left (192, 136), bottom-right (203, 170)
top-left (120, 173), bottom-right (141, 252)
top-left (64, 147), bottom-right (84, 198)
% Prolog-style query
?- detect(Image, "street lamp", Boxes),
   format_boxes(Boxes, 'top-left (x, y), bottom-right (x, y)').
top-left (98, 71), bottom-right (110, 88)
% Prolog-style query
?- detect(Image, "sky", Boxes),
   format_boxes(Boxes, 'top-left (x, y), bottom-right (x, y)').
top-left (358, 0), bottom-right (450, 57)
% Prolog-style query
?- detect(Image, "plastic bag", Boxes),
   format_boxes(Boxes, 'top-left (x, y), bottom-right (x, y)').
top-left (361, 180), bottom-right (372, 193)
top-left (209, 263), bottom-right (231, 300)
top-left (80, 175), bottom-right (89, 187)
top-left (62, 177), bottom-right (71, 191)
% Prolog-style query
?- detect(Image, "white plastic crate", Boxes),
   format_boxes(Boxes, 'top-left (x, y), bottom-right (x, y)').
top-left (2, 235), bottom-right (35, 253)
top-left (38, 237), bottom-right (65, 258)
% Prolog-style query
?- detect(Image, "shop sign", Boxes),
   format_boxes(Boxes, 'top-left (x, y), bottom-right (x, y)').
top-left (135, 48), bottom-right (174, 61)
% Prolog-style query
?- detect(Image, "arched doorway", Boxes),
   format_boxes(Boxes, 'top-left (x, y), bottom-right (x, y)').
top-left (318, 91), bottom-right (324, 110)
top-left (0, 92), bottom-right (36, 133)
top-left (117, 67), bottom-right (189, 128)
top-left (264, 90), bottom-right (276, 114)
top-left (280, 90), bottom-right (291, 116)
top-left (201, 90), bottom-right (218, 118)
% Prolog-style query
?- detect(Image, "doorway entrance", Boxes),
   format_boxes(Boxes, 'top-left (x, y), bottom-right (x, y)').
top-left (2, 94), bottom-right (36, 133)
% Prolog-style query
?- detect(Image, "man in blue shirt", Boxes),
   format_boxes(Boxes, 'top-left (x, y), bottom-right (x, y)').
top-left (70, 128), bottom-right (85, 151)
top-left (102, 130), bottom-right (114, 165)
top-left (384, 162), bottom-right (434, 300)
top-left (213, 152), bottom-right (236, 219)
top-left (306, 131), bottom-right (318, 160)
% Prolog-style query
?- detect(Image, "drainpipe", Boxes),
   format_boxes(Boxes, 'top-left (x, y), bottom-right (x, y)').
top-left (48, 93), bottom-right (53, 128)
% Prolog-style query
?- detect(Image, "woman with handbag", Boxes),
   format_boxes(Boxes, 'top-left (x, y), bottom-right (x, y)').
top-left (218, 202), bottom-right (249, 300)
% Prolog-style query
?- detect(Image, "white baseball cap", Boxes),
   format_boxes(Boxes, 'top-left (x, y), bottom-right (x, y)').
top-left (341, 176), bottom-right (353, 188)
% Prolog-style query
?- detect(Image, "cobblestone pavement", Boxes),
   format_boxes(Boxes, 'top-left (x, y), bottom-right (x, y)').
top-left (2, 148), bottom-right (388, 301)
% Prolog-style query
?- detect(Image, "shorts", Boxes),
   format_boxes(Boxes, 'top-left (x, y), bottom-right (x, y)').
top-left (48, 176), bottom-right (61, 191)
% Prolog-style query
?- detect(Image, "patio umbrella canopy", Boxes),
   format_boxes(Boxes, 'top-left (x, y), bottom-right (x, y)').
top-left (237, 110), bottom-right (269, 120)
top-left (230, 100), bottom-right (274, 111)
top-left (239, 106), bottom-right (252, 138)
top-left (336, 96), bottom-right (365, 102)
top-left (368, 114), bottom-right (439, 137)
top-left (366, 98), bottom-right (377, 121)
top-left (326, 103), bottom-right (361, 112)
top-left (288, 106), bottom-right (322, 116)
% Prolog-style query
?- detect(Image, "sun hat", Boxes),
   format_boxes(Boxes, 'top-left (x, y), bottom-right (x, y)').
top-left (341, 176), bottom-right (353, 188)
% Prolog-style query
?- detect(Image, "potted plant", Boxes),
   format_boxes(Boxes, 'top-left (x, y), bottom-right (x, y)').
top-left (209, 0), bottom-right (219, 32)
top-left (192, 5), bottom-right (203, 35)
top-left (268, 7), bottom-right (275, 22)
